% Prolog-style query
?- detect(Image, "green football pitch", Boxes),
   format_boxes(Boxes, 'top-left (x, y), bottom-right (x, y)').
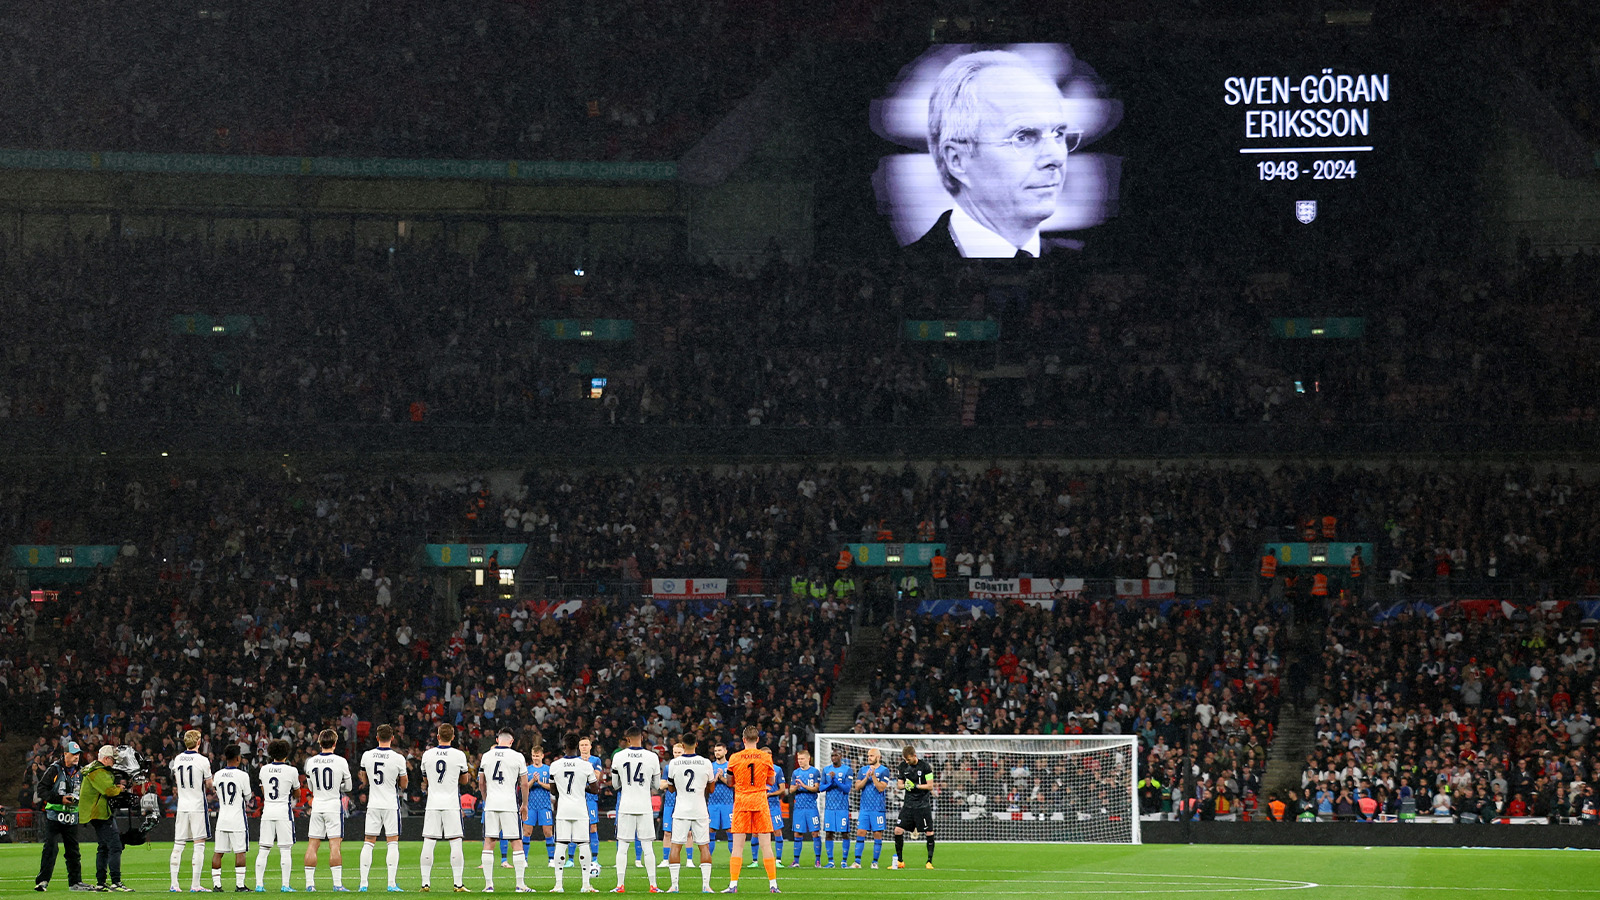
top-left (3, 842), bottom-right (1592, 899)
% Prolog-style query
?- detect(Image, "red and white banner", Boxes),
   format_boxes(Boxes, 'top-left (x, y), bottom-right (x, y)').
top-left (968, 578), bottom-right (1084, 610)
top-left (650, 578), bottom-right (729, 600)
top-left (528, 599), bottom-right (584, 619)
top-left (1115, 579), bottom-right (1176, 600)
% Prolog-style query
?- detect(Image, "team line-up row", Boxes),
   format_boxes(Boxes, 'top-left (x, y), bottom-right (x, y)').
top-left (159, 724), bottom-right (940, 894)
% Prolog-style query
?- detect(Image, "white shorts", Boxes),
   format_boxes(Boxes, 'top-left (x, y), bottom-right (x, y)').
top-left (365, 807), bottom-right (400, 838)
top-left (483, 810), bottom-right (521, 840)
top-left (553, 818), bottom-right (587, 844)
top-left (215, 830), bottom-right (249, 854)
top-left (423, 808), bottom-right (464, 841)
top-left (174, 811), bottom-right (211, 844)
top-left (670, 815), bottom-right (709, 846)
top-left (615, 812), bottom-right (655, 842)
top-left (259, 816), bottom-right (296, 846)
top-left (308, 808), bottom-right (344, 841)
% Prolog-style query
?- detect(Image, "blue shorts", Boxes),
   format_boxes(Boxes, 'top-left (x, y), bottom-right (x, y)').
top-left (768, 809), bottom-right (784, 831)
top-left (823, 806), bottom-right (850, 833)
top-left (791, 810), bottom-right (821, 834)
top-left (709, 807), bottom-right (733, 831)
top-left (587, 801), bottom-right (599, 827)
top-left (524, 809), bottom-right (553, 829)
top-left (856, 812), bottom-right (885, 833)
top-left (661, 804), bottom-right (676, 828)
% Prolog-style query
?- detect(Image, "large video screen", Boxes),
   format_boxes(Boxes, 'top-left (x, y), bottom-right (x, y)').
top-left (804, 23), bottom-right (1488, 265)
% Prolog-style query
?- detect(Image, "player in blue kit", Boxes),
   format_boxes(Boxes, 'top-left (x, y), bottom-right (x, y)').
top-left (708, 743), bottom-right (734, 863)
top-left (851, 749), bottom-right (891, 869)
top-left (579, 737), bottom-right (603, 873)
top-left (788, 749), bottom-right (824, 868)
top-left (522, 746), bottom-right (558, 868)
top-left (820, 749), bottom-right (854, 868)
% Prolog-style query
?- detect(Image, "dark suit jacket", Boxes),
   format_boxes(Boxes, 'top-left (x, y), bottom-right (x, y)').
top-left (904, 209), bottom-right (962, 258)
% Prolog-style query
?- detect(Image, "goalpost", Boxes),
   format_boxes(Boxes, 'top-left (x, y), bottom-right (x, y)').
top-left (814, 733), bottom-right (1140, 844)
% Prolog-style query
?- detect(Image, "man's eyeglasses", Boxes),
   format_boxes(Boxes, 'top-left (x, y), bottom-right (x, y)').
top-left (962, 126), bottom-right (1083, 154)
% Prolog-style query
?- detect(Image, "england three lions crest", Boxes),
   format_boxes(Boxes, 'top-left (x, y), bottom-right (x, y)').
top-left (1295, 200), bottom-right (1317, 224)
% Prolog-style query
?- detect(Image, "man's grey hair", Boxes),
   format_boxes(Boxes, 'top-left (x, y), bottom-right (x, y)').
top-left (927, 50), bottom-right (1047, 195)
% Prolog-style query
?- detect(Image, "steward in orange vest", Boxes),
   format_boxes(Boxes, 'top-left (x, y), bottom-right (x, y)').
top-left (931, 554), bottom-right (947, 579)
top-left (1260, 554), bottom-right (1278, 578)
top-left (836, 548), bottom-right (852, 570)
top-left (1321, 515), bottom-right (1338, 540)
top-left (1311, 572), bottom-right (1329, 596)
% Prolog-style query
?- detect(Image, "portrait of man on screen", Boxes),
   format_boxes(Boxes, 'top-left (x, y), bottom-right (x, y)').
top-left (871, 44), bottom-right (1121, 261)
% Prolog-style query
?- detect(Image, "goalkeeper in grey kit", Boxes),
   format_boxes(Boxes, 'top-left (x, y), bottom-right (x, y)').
top-left (892, 746), bottom-right (936, 870)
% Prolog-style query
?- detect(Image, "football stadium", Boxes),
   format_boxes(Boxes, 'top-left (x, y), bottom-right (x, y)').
top-left (1, 0), bottom-right (1598, 898)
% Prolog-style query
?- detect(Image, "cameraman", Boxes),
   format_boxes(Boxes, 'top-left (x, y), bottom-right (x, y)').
top-left (35, 741), bottom-right (88, 892)
top-left (77, 746), bottom-right (130, 892)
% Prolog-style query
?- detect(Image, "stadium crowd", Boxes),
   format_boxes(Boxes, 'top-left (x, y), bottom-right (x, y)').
top-left (1291, 598), bottom-right (1600, 823)
top-left (5, 456), bottom-right (1597, 826)
top-left (1, 238), bottom-right (1597, 432)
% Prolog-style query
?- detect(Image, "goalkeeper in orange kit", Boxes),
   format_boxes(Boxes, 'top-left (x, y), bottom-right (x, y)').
top-left (719, 726), bottom-right (780, 894)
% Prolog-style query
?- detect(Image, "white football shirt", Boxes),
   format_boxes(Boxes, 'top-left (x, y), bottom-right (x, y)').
top-left (171, 750), bottom-right (214, 813)
top-left (480, 746), bottom-right (528, 813)
top-left (421, 745), bottom-right (470, 812)
top-left (258, 762), bottom-right (300, 819)
top-left (611, 747), bottom-right (662, 815)
top-left (304, 752), bottom-right (354, 810)
top-left (668, 755), bottom-right (716, 818)
top-left (548, 755), bottom-right (597, 821)
top-left (359, 747), bottom-right (405, 811)
top-left (214, 767), bottom-right (252, 832)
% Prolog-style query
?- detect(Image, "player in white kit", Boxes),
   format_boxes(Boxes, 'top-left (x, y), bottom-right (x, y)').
top-left (211, 745), bottom-right (255, 892)
top-left (358, 725), bottom-right (409, 893)
top-left (663, 733), bottom-right (716, 894)
top-left (478, 729), bottom-right (531, 892)
top-left (548, 733), bottom-right (599, 893)
top-left (608, 728), bottom-right (661, 893)
top-left (303, 730), bottom-right (355, 891)
top-left (256, 740), bottom-right (302, 892)
top-left (171, 729), bottom-right (216, 892)
top-left (420, 723), bottom-right (471, 892)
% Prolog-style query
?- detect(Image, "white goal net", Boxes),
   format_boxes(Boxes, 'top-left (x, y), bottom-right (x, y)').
top-left (814, 733), bottom-right (1139, 844)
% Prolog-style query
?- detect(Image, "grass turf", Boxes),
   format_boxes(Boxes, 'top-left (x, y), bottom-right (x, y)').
top-left (2, 841), bottom-right (1594, 898)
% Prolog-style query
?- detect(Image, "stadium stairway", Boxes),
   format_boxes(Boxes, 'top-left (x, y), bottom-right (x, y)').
top-left (820, 624), bottom-right (883, 733)
top-left (1260, 618), bottom-right (1323, 799)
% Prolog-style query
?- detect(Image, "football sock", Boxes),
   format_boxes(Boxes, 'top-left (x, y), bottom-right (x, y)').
top-left (331, 865), bottom-right (343, 889)
top-left (546, 837), bottom-right (556, 860)
top-left (280, 849), bottom-right (292, 887)
top-left (213, 866), bottom-right (222, 888)
top-left (641, 841), bottom-right (657, 887)
top-left (449, 839), bottom-right (465, 886)
top-left (775, 836), bottom-right (783, 858)
top-left (589, 834), bottom-right (600, 863)
top-left (872, 839), bottom-right (882, 863)
top-left (254, 846), bottom-right (270, 889)
top-left (812, 838), bottom-right (821, 863)
top-left (762, 857), bottom-right (777, 882)
top-left (853, 838), bottom-right (864, 863)
top-left (171, 844), bottom-right (185, 888)
top-left (668, 863), bottom-right (680, 891)
top-left (304, 866), bottom-right (315, 890)
top-left (614, 844), bottom-right (628, 886)
top-left (700, 862), bottom-right (712, 889)
top-left (926, 835), bottom-right (935, 862)
top-left (577, 845), bottom-right (592, 888)
top-left (387, 842), bottom-right (400, 887)
top-left (360, 843), bottom-right (375, 888)
top-left (826, 838), bottom-right (834, 862)
top-left (894, 834), bottom-right (903, 862)
top-left (729, 856), bottom-right (742, 884)
top-left (482, 850), bottom-right (495, 890)
top-left (552, 844), bottom-right (566, 890)
top-left (193, 843), bottom-right (208, 890)
top-left (237, 864), bottom-right (248, 889)
top-left (500, 840), bottom-right (509, 864)
top-left (420, 838), bottom-right (436, 886)
top-left (512, 849), bottom-right (528, 889)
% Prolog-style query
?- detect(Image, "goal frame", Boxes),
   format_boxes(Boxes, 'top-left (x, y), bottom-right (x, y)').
top-left (814, 732), bottom-right (1141, 845)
